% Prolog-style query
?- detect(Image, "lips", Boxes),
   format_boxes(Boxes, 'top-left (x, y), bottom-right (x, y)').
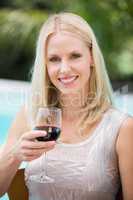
top-left (58, 75), bottom-right (78, 84)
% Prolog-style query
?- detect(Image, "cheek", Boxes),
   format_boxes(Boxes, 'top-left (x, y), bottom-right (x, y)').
top-left (47, 66), bottom-right (54, 78)
top-left (47, 66), bottom-right (58, 85)
top-left (77, 61), bottom-right (91, 76)
top-left (46, 68), bottom-right (53, 86)
top-left (79, 66), bottom-right (91, 85)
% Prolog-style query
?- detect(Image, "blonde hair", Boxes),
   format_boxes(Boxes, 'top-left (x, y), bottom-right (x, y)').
top-left (28, 12), bottom-right (114, 129)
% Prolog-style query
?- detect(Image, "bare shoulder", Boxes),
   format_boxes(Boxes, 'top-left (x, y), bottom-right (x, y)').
top-left (116, 116), bottom-right (133, 154)
top-left (116, 115), bottom-right (133, 199)
top-left (6, 106), bottom-right (31, 143)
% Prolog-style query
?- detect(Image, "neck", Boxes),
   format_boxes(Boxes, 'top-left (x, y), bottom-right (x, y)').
top-left (59, 90), bottom-right (89, 121)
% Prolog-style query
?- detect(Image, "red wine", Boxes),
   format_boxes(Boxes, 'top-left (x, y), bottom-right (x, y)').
top-left (34, 126), bottom-right (61, 141)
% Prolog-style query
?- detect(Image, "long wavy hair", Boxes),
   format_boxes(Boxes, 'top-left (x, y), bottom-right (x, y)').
top-left (28, 12), bottom-right (114, 131)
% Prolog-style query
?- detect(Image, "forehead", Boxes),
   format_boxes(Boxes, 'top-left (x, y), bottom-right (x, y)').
top-left (46, 31), bottom-right (88, 55)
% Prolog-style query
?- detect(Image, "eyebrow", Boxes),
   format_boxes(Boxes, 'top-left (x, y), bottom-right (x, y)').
top-left (48, 54), bottom-right (59, 58)
top-left (48, 50), bottom-right (82, 57)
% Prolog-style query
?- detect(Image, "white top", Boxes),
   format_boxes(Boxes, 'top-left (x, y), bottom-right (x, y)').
top-left (25, 107), bottom-right (129, 200)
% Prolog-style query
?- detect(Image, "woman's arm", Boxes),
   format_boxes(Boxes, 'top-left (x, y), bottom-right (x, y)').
top-left (0, 106), bottom-right (55, 197)
top-left (0, 107), bottom-right (29, 196)
top-left (116, 117), bottom-right (133, 200)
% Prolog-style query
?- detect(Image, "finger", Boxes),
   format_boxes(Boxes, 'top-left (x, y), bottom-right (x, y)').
top-left (22, 149), bottom-right (43, 157)
top-left (22, 155), bottom-right (40, 161)
top-left (22, 131), bottom-right (47, 140)
top-left (22, 146), bottom-right (55, 157)
top-left (21, 140), bottom-right (56, 149)
top-left (24, 154), bottom-right (42, 161)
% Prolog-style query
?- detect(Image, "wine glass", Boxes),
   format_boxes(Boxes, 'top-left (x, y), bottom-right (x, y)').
top-left (29, 107), bottom-right (62, 183)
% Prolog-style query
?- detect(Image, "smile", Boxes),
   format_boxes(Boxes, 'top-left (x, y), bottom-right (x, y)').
top-left (58, 75), bottom-right (78, 84)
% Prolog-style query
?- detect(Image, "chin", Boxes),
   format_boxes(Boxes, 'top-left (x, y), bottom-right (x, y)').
top-left (59, 87), bottom-right (81, 95)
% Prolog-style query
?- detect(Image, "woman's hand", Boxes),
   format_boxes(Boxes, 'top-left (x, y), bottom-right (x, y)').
top-left (12, 131), bottom-right (56, 162)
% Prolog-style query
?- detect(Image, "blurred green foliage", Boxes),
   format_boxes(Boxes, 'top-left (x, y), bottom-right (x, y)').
top-left (0, 9), bottom-right (48, 80)
top-left (0, 0), bottom-right (133, 81)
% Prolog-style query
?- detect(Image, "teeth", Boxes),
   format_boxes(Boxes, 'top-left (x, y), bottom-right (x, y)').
top-left (59, 76), bottom-right (77, 84)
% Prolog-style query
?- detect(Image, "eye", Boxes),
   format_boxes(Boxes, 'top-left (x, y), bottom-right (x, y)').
top-left (48, 56), bottom-right (61, 62)
top-left (70, 53), bottom-right (82, 59)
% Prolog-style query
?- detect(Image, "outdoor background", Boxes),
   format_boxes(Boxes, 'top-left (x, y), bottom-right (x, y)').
top-left (0, 1), bottom-right (133, 199)
top-left (0, 0), bottom-right (133, 91)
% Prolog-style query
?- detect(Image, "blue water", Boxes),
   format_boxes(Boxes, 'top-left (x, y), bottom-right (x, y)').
top-left (0, 115), bottom-right (13, 144)
top-left (0, 113), bottom-right (19, 200)
top-left (0, 93), bottom-right (133, 200)
top-left (0, 88), bottom-right (25, 200)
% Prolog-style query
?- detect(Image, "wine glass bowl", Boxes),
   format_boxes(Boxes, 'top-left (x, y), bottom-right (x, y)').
top-left (34, 126), bottom-right (61, 142)
top-left (34, 107), bottom-right (61, 142)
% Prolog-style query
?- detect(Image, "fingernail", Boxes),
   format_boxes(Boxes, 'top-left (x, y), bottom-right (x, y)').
top-left (39, 131), bottom-right (46, 135)
top-left (50, 141), bottom-right (55, 145)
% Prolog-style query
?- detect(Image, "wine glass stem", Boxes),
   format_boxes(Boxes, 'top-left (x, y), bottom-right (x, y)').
top-left (42, 152), bottom-right (47, 177)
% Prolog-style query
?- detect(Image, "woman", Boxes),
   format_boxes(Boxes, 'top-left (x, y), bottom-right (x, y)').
top-left (0, 12), bottom-right (133, 200)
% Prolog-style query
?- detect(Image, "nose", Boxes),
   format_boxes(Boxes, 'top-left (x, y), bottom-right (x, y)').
top-left (59, 60), bottom-right (71, 73)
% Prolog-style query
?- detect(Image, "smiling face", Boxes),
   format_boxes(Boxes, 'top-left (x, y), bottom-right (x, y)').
top-left (46, 31), bottom-right (93, 95)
